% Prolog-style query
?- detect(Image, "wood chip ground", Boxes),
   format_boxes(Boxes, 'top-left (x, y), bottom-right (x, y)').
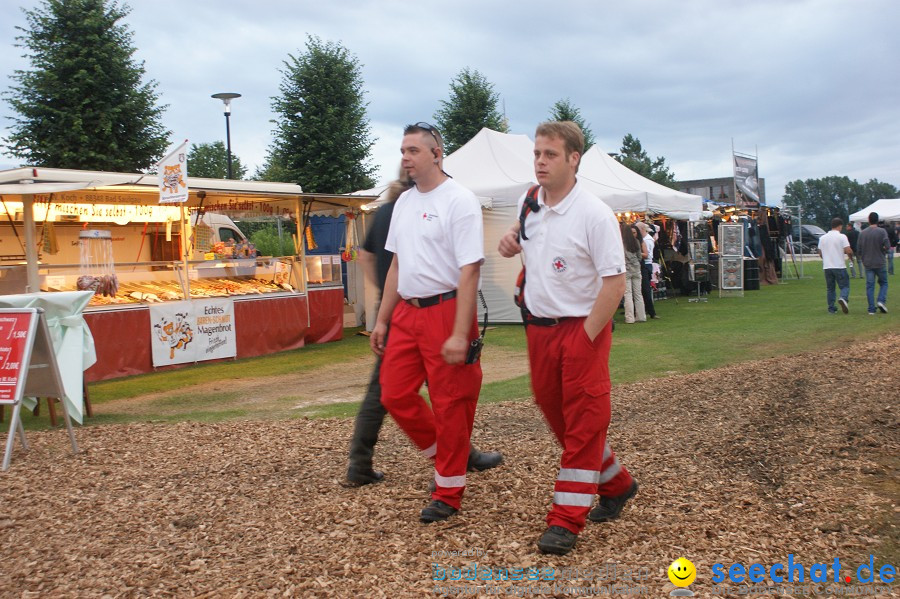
top-left (1, 334), bottom-right (897, 598)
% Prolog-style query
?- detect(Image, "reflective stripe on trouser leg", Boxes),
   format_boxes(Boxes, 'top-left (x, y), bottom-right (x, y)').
top-left (434, 470), bottom-right (466, 488)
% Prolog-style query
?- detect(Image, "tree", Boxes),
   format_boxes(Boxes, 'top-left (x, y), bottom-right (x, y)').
top-left (548, 99), bottom-right (596, 151)
top-left (2, 0), bottom-right (169, 171)
top-left (261, 35), bottom-right (376, 193)
top-left (434, 68), bottom-right (508, 155)
top-left (782, 176), bottom-right (897, 229)
top-left (187, 142), bottom-right (247, 180)
top-left (614, 134), bottom-right (677, 188)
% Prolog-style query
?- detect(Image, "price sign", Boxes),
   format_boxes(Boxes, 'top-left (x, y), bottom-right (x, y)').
top-left (0, 312), bottom-right (34, 404)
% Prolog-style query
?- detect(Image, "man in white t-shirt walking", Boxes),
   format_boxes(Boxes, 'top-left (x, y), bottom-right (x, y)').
top-left (370, 123), bottom-right (487, 523)
top-left (817, 217), bottom-right (853, 314)
top-left (498, 122), bottom-right (636, 555)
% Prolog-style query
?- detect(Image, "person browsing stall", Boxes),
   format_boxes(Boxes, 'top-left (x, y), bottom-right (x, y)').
top-left (497, 121), bottom-right (637, 556)
top-left (370, 123), bottom-right (489, 523)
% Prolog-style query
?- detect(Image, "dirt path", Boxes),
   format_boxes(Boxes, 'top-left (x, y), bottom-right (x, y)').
top-left (100, 345), bottom-right (532, 416)
top-left (1, 334), bottom-right (897, 597)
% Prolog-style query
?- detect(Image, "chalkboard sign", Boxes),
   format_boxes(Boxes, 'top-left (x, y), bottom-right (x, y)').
top-left (0, 308), bottom-right (77, 471)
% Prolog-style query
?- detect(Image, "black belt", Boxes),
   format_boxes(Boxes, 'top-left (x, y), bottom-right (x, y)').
top-left (524, 315), bottom-right (571, 327)
top-left (406, 290), bottom-right (457, 308)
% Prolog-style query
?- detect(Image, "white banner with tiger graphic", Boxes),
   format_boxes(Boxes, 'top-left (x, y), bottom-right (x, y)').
top-left (149, 298), bottom-right (236, 366)
top-left (157, 140), bottom-right (189, 204)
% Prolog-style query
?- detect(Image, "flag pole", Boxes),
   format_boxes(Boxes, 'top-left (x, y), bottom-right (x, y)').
top-left (180, 204), bottom-right (191, 300)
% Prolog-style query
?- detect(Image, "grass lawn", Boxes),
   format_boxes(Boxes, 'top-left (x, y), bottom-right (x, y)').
top-left (10, 260), bottom-right (895, 429)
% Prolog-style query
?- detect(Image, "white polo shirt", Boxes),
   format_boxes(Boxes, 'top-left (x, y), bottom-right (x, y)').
top-left (519, 180), bottom-right (626, 318)
top-left (818, 230), bottom-right (850, 269)
top-left (385, 178), bottom-right (484, 299)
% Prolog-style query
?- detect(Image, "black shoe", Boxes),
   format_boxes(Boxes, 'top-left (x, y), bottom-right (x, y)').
top-left (650, 315), bottom-right (661, 320)
top-left (877, 302), bottom-right (888, 313)
top-left (838, 298), bottom-right (849, 313)
top-left (537, 525), bottom-right (578, 555)
top-left (420, 500), bottom-right (457, 523)
top-left (588, 480), bottom-right (638, 522)
top-left (343, 467), bottom-right (384, 488)
top-left (468, 449), bottom-right (503, 472)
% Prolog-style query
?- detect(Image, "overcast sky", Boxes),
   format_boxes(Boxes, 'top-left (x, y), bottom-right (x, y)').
top-left (1, 0), bottom-right (898, 203)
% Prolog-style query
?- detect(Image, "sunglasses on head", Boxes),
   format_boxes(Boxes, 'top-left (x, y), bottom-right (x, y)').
top-left (405, 122), bottom-right (442, 147)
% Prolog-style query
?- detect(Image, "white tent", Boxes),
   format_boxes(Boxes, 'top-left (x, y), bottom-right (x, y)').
top-left (849, 199), bottom-right (900, 223)
top-left (578, 146), bottom-right (704, 220)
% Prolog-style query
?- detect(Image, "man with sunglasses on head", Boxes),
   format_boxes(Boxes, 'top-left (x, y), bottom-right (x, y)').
top-left (498, 121), bottom-right (637, 555)
top-left (370, 122), bottom-right (493, 523)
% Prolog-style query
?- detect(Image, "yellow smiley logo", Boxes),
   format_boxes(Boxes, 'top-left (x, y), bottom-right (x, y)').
top-left (668, 557), bottom-right (697, 587)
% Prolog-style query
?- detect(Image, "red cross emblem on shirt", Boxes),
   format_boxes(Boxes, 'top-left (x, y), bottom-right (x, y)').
top-left (423, 212), bottom-right (427, 219)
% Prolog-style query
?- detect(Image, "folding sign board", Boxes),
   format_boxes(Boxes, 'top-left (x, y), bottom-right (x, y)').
top-left (0, 308), bottom-right (78, 471)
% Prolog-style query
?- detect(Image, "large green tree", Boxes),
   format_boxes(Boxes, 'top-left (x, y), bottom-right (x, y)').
top-left (2, 0), bottom-right (169, 171)
top-left (260, 36), bottom-right (376, 193)
top-left (782, 176), bottom-right (898, 229)
top-left (614, 134), bottom-right (677, 188)
top-left (434, 68), bottom-right (508, 155)
top-left (548, 99), bottom-right (595, 152)
top-left (187, 141), bottom-right (247, 180)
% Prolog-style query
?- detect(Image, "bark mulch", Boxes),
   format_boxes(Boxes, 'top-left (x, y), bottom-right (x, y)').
top-left (1, 334), bottom-right (897, 598)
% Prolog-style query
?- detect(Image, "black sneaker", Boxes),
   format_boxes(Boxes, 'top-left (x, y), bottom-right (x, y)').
top-left (467, 449), bottom-right (503, 472)
top-left (343, 467), bottom-right (384, 488)
top-left (877, 302), bottom-right (888, 313)
top-left (537, 525), bottom-right (578, 555)
top-left (420, 500), bottom-right (458, 523)
top-left (588, 480), bottom-right (638, 523)
top-left (838, 298), bottom-right (849, 313)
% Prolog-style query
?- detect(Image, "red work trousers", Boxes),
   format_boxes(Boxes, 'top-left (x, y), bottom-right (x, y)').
top-left (380, 297), bottom-right (482, 510)
top-left (526, 317), bottom-right (633, 534)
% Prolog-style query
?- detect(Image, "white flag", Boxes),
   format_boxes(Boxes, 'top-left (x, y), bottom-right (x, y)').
top-left (157, 140), bottom-right (189, 204)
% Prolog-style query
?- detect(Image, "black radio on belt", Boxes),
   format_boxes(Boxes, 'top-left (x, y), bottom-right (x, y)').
top-left (465, 291), bottom-right (489, 365)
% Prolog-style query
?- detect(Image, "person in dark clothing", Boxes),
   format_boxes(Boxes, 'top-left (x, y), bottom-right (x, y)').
top-left (857, 212), bottom-right (890, 315)
top-left (845, 223), bottom-right (861, 278)
top-left (345, 171), bottom-right (502, 487)
top-left (885, 222), bottom-right (898, 275)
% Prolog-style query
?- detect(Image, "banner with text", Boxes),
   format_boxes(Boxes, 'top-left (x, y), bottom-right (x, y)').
top-left (732, 154), bottom-right (760, 209)
top-left (149, 298), bottom-right (236, 367)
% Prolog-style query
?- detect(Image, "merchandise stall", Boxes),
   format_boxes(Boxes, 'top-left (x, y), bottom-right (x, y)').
top-left (0, 167), bottom-right (375, 381)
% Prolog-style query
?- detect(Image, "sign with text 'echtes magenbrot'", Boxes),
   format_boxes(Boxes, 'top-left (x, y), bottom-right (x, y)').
top-left (149, 298), bottom-right (236, 367)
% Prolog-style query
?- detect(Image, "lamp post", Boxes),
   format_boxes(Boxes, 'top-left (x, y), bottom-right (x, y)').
top-left (211, 92), bottom-right (241, 179)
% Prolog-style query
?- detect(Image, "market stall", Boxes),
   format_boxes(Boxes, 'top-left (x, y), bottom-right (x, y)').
top-left (0, 167), bottom-right (375, 381)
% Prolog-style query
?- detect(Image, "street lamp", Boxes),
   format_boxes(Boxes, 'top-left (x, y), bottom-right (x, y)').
top-left (211, 92), bottom-right (241, 179)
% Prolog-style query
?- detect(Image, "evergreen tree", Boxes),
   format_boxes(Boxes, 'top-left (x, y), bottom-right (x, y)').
top-left (187, 141), bottom-right (247, 180)
top-left (614, 134), bottom-right (677, 188)
top-left (2, 0), bottom-right (169, 171)
top-left (434, 68), bottom-right (508, 155)
top-left (262, 36), bottom-right (376, 193)
top-left (548, 99), bottom-right (595, 151)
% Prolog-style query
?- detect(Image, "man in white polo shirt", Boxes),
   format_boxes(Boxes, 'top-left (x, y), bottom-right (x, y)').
top-left (817, 217), bottom-right (853, 314)
top-left (370, 122), bottom-right (486, 523)
top-left (498, 121), bottom-right (637, 555)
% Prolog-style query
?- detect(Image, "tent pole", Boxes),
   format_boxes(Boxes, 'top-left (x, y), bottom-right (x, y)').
top-left (23, 195), bottom-right (39, 293)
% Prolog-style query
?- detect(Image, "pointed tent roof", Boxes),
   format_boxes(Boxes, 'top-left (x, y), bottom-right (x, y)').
top-left (578, 146), bottom-right (704, 219)
top-left (849, 198), bottom-right (900, 223)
